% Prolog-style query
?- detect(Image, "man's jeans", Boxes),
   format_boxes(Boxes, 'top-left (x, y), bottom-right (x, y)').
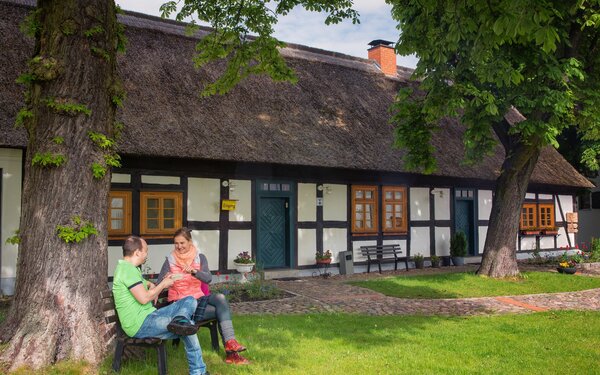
top-left (135, 296), bottom-right (207, 375)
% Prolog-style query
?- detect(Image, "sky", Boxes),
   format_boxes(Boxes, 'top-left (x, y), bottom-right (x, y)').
top-left (115, 0), bottom-right (418, 69)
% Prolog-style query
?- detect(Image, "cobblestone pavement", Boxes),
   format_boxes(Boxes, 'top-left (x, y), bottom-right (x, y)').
top-left (230, 265), bottom-right (600, 316)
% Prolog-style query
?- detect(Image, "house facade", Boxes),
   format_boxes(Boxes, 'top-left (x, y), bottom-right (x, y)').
top-left (0, 0), bottom-right (593, 294)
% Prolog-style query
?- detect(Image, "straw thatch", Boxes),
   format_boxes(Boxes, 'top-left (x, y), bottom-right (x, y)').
top-left (0, 0), bottom-right (592, 189)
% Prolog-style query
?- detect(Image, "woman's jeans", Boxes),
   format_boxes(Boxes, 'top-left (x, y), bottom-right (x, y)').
top-left (135, 296), bottom-right (207, 375)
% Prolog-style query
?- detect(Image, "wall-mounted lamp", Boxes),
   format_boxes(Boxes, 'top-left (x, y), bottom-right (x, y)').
top-left (317, 184), bottom-right (324, 191)
top-left (222, 180), bottom-right (229, 187)
top-left (431, 188), bottom-right (444, 198)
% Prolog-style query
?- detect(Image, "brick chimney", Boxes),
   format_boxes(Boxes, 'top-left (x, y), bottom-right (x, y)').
top-left (368, 40), bottom-right (396, 76)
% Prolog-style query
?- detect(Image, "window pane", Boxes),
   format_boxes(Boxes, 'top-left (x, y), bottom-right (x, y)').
top-left (365, 204), bottom-right (371, 213)
top-left (163, 208), bottom-right (175, 219)
top-left (163, 219), bottom-right (175, 229)
top-left (111, 209), bottom-right (123, 219)
top-left (270, 183), bottom-right (280, 191)
top-left (365, 220), bottom-right (372, 228)
top-left (385, 191), bottom-right (392, 200)
top-left (356, 190), bottom-right (364, 199)
top-left (111, 197), bottom-right (123, 209)
top-left (365, 191), bottom-right (372, 199)
top-left (386, 204), bottom-right (392, 212)
top-left (356, 220), bottom-right (362, 228)
top-left (355, 213), bottom-right (363, 221)
top-left (395, 191), bottom-right (402, 200)
top-left (395, 205), bottom-right (402, 213)
top-left (281, 184), bottom-right (290, 191)
top-left (467, 190), bottom-right (473, 198)
top-left (356, 204), bottom-right (363, 212)
top-left (385, 219), bottom-right (392, 228)
top-left (262, 183), bottom-right (269, 191)
top-left (147, 209), bottom-right (158, 219)
top-left (147, 219), bottom-right (159, 229)
top-left (163, 199), bottom-right (175, 209)
top-left (111, 219), bottom-right (122, 230)
top-left (147, 198), bottom-right (159, 209)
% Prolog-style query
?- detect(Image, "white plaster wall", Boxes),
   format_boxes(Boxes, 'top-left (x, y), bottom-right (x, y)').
top-left (107, 243), bottom-right (180, 277)
top-left (410, 187), bottom-right (430, 221)
top-left (229, 179), bottom-right (251, 222)
top-left (435, 227), bottom-right (451, 256)
top-left (521, 237), bottom-right (537, 252)
top-left (323, 184), bottom-right (347, 221)
top-left (410, 227), bottom-right (430, 257)
top-left (323, 228), bottom-right (347, 262)
top-left (141, 175), bottom-right (180, 185)
top-left (1, 149), bottom-right (23, 295)
top-left (352, 240), bottom-right (377, 262)
top-left (539, 194), bottom-right (553, 200)
top-left (193, 230), bottom-right (220, 270)
top-left (298, 228), bottom-right (316, 266)
top-left (478, 190), bottom-right (493, 220)
top-left (433, 189), bottom-right (450, 220)
top-left (539, 235), bottom-right (554, 249)
top-left (298, 183), bottom-right (316, 222)
top-left (188, 178), bottom-right (220, 221)
top-left (108, 246), bottom-right (123, 277)
top-left (111, 173), bottom-right (131, 184)
top-left (478, 226), bottom-right (487, 255)
top-left (557, 195), bottom-right (574, 221)
top-left (227, 230), bottom-right (252, 269)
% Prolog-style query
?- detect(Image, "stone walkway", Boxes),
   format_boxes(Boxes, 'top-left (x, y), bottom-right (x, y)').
top-left (230, 265), bottom-right (600, 316)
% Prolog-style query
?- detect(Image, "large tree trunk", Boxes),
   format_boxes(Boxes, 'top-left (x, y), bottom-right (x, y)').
top-left (0, 0), bottom-right (118, 370)
top-left (478, 115), bottom-right (541, 277)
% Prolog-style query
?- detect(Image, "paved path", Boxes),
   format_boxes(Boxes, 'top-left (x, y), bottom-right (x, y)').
top-left (230, 265), bottom-right (600, 316)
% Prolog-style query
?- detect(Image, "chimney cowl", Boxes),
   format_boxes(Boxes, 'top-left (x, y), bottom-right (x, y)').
top-left (368, 39), bottom-right (394, 47)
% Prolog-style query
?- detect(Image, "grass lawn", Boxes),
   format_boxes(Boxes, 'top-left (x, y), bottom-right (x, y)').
top-left (349, 271), bottom-right (600, 299)
top-left (90, 311), bottom-right (600, 375)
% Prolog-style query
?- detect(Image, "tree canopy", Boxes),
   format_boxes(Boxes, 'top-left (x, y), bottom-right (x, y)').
top-left (388, 0), bottom-right (600, 173)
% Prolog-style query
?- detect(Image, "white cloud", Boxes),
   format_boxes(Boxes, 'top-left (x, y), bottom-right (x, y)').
top-left (115, 0), bottom-right (416, 68)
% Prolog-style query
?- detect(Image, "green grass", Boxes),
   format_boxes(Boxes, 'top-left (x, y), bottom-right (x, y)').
top-left (349, 271), bottom-right (600, 299)
top-left (98, 312), bottom-right (600, 375)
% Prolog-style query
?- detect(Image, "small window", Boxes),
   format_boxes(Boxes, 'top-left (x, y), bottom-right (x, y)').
top-left (579, 191), bottom-right (591, 210)
top-left (520, 203), bottom-right (537, 229)
top-left (352, 186), bottom-right (378, 233)
top-left (538, 203), bottom-right (555, 229)
top-left (382, 186), bottom-right (407, 233)
top-left (140, 191), bottom-right (182, 236)
top-left (108, 191), bottom-right (132, 238)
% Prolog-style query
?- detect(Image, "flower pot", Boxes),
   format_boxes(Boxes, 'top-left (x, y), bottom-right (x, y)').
top-left (431, 260), bottom-right (441, 268)
top-left (233, 263), bottom-right (255, 283)
top-left (521, 230), bottom-right (540, 236)
top-left (543, 230), bottom-right (559, 235)
top-left (557, 267), bottom-right (576, 274)
top-left (414, 259), bottom-right (424, 269)
top-left (451, 256), bottom-right (465, 266)
top-left (316, 258), bottom-right (332, 265)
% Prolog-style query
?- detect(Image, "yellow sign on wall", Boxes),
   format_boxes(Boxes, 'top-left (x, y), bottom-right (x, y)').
top-left (221, 199), bottom-right (237, 211)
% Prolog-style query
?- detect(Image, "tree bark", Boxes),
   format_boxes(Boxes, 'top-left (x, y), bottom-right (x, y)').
top-left (478, 117), bottom-right (541, 277)
top-left (0, 0), bottom-right (118, 370)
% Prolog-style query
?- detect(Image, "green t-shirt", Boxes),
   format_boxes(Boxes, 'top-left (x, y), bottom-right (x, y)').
top-left (112, 259), bottom-right (156, 337)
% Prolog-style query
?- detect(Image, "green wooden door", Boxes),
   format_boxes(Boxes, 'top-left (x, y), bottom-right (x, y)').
top-left (455, 199), bottom-right (475, 255)
top-left (257, 197), bottom-right (289, 268)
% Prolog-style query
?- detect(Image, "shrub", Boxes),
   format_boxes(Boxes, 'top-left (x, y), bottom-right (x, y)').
top-left (450, 232), bottom-right (467, 257)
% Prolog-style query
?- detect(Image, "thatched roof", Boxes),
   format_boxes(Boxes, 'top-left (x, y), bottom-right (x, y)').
top-left (0, 0), bottom-right (593, 189)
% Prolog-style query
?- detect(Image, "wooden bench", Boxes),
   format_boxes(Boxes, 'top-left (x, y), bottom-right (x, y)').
top-left (102, 289), bottom-right (219, 374)
top-left (360, 244), bottom-right (407, 273)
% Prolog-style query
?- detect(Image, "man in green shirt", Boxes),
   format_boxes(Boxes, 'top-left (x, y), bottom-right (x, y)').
top-left (112, 235), bottom-right (209, 375)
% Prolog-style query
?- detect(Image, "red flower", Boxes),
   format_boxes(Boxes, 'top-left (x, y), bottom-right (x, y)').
top-left (225, 275), bottom-right (229, 281)
top-left (216, 271), bottom-right (221, 276)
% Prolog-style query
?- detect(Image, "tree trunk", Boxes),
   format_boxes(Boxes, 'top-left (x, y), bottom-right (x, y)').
top-left (0, 0), bottom-right (118, 370)
top-left (478, 117), bottom-right (542, 278)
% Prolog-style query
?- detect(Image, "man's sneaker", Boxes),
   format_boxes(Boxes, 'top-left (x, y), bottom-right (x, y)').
top-left (167, 316), bottom-right (198, 336)
top-left (225, 352), bottom-right (250, 365)
top-left (224, 339), bottom-right (247, 353)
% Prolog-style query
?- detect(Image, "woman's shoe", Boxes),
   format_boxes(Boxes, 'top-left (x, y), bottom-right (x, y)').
top-left (224, 339), bottom-right (247, 353)
top-left (225, 352), bottom-right (250, 365)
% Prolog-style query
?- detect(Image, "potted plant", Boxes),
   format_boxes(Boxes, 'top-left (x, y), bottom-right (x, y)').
top-left (430, 255), bottom-right (441, 268)
top-left (557, 252), bottom-right (579, 274)
top-left (315, 250), bottom-right (333, 264)
top-left (520, 227), bottom-right (540, 235)
top-left (412, 253), bottom-right (424, 269)
top-left (450, 231), bottom-right (467, 266)
top-left (542, 226), bottom-right (559, 235)
top-left (233, 251), bottom-right (255, 282)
